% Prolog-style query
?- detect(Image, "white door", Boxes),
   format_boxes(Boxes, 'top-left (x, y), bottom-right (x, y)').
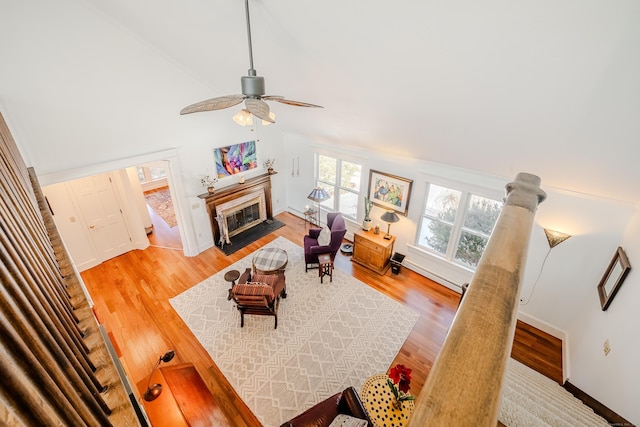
top-left (70, 174), bottom-right (133, 261)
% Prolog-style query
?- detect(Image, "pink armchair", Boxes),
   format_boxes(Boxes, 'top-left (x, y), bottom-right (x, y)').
top-left (303, 213), bottom-right (346, 272)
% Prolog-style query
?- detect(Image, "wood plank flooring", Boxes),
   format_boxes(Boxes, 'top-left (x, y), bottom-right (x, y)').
top-left (80, 211), bottom-right (562, 426)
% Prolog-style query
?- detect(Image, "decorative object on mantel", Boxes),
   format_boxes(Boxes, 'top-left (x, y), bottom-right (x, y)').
top-left (381, 210), bottom-right (400, 240)
top-left (597, 246), bottom-right (631, 311)
top-left (307, 187), bottom-right (330, 227)
top-left (520, 227), bottom-right (572, 305)
top-left (363, 196), bottom-right (373, 230)
top-left (201, 173), bottom-right (219, 194)
top-left (263, 158), bottom-right (276, 174)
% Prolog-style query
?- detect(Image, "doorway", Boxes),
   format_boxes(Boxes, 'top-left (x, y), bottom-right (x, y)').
top-left (38, 148), bottom-right (197, 264)
top-left (138, 162), bottom-right (182, 250)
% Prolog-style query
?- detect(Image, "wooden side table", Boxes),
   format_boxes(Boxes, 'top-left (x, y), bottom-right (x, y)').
top-left (360, 374), bottom-right (414, 427)
top-left (224, 269), bottom-right (240, 300)
top-left (352, 229), bottom-right (395, 275)
top-left (318, 253), bottom-right (333, 283)
top-left (303, 208), bottom-right (318, 227)
top-left (224, 269), bottom-right (240, 285)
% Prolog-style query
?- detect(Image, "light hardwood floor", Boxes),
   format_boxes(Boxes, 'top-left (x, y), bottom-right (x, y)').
top-left (81, 210), bottom-right (562, 426)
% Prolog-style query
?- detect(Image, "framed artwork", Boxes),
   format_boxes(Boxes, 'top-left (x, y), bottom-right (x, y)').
top-left (367, 170), bottom-right (413, 215)
top-left (213, 140), bottom-right (258, 177)
top-left (597, 246), bottom-right (631, 311)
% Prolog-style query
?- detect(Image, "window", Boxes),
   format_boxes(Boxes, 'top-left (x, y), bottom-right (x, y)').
top-left (137, 166), bottom-right (167, 184)
top-left (315, 154), bottom-right (362, 219)
top-left (417, 183), bottom-right (502, 269)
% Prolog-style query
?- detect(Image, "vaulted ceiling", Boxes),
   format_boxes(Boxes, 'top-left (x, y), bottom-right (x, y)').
top-left (2, 0), bottom-right (639, 201)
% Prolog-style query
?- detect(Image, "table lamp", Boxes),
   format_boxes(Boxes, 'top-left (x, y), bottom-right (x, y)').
top-left (381, 210), bottom-right (399, 240)
top-left (143, 349), bottom-right (176, 401)
top-left (307, 187), bottom-right (330, 226)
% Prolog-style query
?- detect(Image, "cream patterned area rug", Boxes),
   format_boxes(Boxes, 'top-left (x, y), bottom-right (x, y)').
top-left (170, 237), bottom-right (419, 427)
top-left (500, 359), bottom-right (609, 427)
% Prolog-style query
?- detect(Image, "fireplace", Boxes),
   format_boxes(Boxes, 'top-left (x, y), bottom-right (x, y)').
top-left (225, 200), bottom-right (261, 236)
top-left (197, 173), bottom-right (274, 248)
top-left (216, 190), bottom-right (268, 240)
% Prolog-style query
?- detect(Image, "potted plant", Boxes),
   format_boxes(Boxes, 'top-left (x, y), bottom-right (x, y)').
top-left (200, 174), bottom-right (218, 194)
top-left (387, 364), bottom-right (416, 410)
top-left (264, 158), bottom-right (276, 174)
top-left (363, 196), bottom-right (373, 230)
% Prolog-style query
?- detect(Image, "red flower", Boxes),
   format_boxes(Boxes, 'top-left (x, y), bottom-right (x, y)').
top-left (389, 364), bottom-right (412, 393)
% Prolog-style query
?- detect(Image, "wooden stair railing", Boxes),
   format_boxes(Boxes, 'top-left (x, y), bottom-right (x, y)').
top-left (409, 172), bottom-right (547, 426)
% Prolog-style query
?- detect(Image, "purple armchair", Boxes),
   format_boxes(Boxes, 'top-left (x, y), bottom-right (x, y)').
top-left (304, 212), bottom-right (347, 272)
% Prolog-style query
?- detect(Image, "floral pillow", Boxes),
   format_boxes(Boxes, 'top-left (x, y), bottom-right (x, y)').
top-left (328, 414), bottom-right (368, 427)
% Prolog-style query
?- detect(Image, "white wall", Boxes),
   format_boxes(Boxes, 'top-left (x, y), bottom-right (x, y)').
top-left (566, 205), bottom-right (640, 424)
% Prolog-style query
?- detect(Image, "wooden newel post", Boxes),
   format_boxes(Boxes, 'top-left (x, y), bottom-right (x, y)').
top-left (409, 173), bottom-right (546, 426)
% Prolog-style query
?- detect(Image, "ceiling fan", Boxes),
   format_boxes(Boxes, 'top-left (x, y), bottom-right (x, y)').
top-left (180, 0), bottom-right (322, 124)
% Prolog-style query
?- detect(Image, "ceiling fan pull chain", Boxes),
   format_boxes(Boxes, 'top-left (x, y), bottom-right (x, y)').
top-left (244, 0), bottom-right (255, 76)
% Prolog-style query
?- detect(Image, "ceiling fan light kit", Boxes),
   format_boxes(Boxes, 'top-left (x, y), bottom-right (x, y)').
top-left (180, 0), bottom-right (322, 125)
top-left (232, 109), bottom-right (253, 126)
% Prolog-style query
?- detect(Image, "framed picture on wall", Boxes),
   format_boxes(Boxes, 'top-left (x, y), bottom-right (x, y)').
top-left (213, 140), bottom-right (258, 177)
top-left (597, 246), bottom-right (631, 311)
top-left (367, 170), bottom-right (413, 215)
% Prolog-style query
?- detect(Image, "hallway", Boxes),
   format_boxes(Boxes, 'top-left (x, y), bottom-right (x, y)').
top-left (144, 187), bottom-right (182, 250)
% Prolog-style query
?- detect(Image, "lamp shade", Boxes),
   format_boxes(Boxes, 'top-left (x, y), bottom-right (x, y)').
top-left (307, 187), bottom-right (330, 203)
top-left (381, 210), bottom-right (400, 224)
top-left (232, 109), bottom-right (253, 126)
top-left (261, 111), bottom-right (276, 126)
top-left (381, 210), bottom-right (399, 240)
top-left (159, 350), bottom-right (176, 363)
top-left (544, 228), bottom-right (571, 249)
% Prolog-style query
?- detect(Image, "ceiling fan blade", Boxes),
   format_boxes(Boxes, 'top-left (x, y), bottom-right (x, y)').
top-left (180, 94), bottom-right (246, 115)
top-left (263, 96), bottom-right (323, 108)
top-left (245, 98), bottom-right (274, 123)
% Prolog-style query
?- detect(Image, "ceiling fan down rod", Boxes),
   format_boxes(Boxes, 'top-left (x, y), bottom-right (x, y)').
top-left (244, 0), bottom-right (256, 76)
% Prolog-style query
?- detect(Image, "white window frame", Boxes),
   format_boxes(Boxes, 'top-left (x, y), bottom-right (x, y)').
top-left (416, 181), bottom-right (503, 270)
top-left (314, 154), bottom-right (362, 220)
